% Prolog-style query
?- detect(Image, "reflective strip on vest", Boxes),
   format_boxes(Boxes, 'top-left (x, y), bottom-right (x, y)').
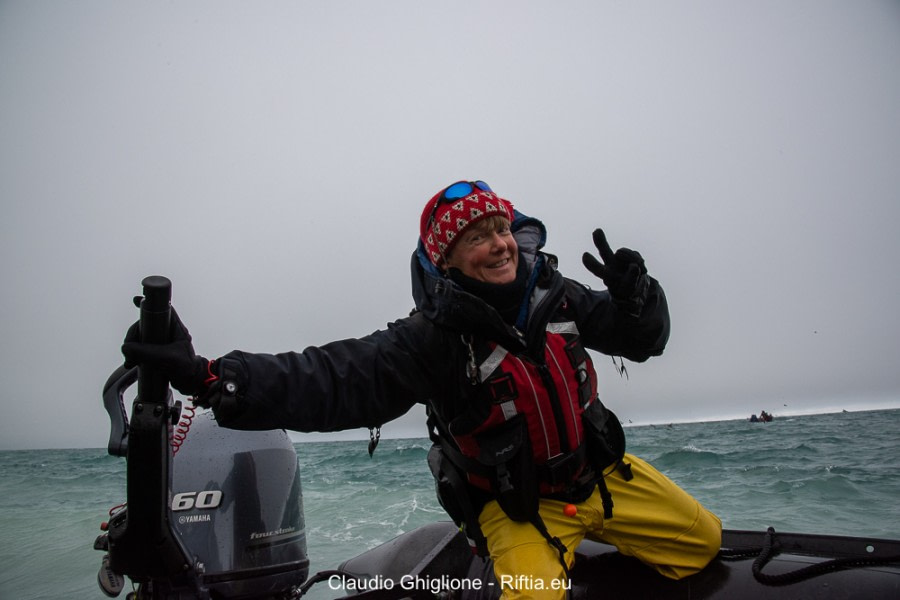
top-left (479, 345), bottom-right (508, 383)
top-left (546, 321), bottom-right (579, 336)
top-left (500, 400), bottom-right (517, 420)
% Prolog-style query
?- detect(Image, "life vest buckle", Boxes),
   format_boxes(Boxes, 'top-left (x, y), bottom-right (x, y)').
top-left (541, 448), bottom-right (586, 487)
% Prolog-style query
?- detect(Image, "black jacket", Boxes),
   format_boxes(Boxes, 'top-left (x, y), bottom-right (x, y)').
top-left (208, 213), bottom-right (669, 434)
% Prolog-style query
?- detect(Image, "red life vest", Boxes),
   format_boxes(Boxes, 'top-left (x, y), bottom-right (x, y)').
top-left (450, 319), bottom-right (599, 495)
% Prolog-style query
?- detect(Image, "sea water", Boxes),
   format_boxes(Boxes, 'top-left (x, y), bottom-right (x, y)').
top-left (1, 408), bottom-right (898, 600)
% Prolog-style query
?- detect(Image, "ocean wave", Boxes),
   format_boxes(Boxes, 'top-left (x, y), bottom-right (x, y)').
top-left (653, 448), bottom-right (723, 468)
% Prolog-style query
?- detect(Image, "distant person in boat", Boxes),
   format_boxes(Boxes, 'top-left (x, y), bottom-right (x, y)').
top-left (122, 180), bottom-right (722, 599)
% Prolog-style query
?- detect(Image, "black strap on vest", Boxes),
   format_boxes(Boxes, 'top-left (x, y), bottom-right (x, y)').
top-left (530, 513), bottom-right (571, 580)
top-left (596, 475), bottom-right (614, 519)
top-left (426, 412), bottom-right (490, 555)
top-left (594, 460), bottom-right (634, 519)
top-left (438, 449), bottom-right (489, 555)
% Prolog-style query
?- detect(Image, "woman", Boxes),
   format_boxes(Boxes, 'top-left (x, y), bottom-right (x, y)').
top-left (123, 180), bottom-right (721, 599)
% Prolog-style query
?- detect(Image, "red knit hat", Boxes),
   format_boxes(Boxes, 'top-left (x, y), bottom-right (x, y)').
top-left (420, 182), bottom-right (514, 267)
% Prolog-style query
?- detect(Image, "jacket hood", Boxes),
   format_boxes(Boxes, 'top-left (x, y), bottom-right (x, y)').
top-left (411, 209), bottom-right (551, 344)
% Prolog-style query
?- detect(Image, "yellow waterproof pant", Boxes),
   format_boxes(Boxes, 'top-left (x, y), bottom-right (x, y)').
top-left (478, 453), bottom-right (722, 600)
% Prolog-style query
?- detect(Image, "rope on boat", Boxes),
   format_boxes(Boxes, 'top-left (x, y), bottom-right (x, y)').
top-left (719, 527), bottom-right (900, 586)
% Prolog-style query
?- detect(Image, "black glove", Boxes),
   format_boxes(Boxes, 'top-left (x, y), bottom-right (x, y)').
top-left (582, 228), bottom-right (651, 318)
top-left (121, 306), bottom-right (210, 397)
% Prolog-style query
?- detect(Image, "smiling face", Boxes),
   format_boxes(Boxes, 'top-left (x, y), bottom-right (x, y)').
top-left (444, 216), bottom-right (519, 284)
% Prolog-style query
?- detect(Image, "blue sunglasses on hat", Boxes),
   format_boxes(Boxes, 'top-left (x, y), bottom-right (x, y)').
top-left (425, 180), bottom-right (493, 229)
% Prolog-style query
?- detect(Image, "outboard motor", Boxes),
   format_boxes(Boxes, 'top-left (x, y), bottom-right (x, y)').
top-left (95, 276), bottom-right (309, 599)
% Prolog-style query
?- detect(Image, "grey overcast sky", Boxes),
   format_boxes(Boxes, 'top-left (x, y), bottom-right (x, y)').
top-left (2, 1), bottom-right (899, 450)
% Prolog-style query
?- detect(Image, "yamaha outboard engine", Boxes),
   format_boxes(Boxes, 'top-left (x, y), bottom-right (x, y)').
top-left (95, 276), bottom-right (308, 599)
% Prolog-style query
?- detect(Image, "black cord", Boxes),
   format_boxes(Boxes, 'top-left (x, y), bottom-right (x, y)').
top-left (722, 527), bottom-right (900, 587)
top-left (294, 570), bottom-right (345, 598)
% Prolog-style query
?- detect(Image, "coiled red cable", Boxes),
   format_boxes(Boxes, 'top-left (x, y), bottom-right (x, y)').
top-left (171, 405), bottom-right (196, 455)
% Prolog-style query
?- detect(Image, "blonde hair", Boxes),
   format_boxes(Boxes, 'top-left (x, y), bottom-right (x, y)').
top-left (466, 215), bottom-right (510, 234)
